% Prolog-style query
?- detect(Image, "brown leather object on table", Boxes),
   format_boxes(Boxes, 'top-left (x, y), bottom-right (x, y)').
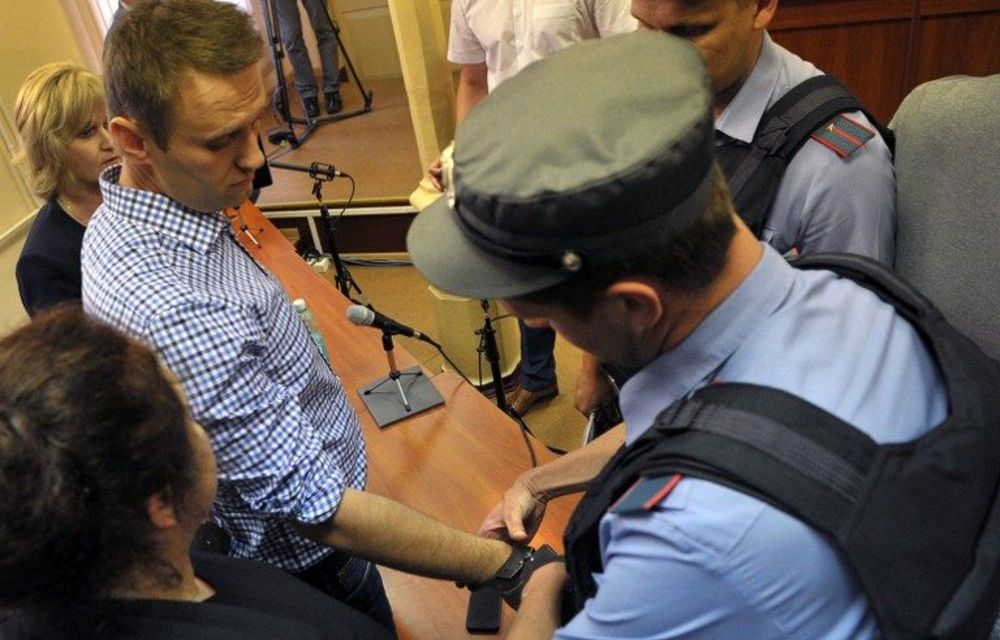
top-left (227, 201), bottom-right (579, 639)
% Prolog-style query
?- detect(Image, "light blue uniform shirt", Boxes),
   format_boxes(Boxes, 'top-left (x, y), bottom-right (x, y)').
top-left (557, 246), bottom-right (947, 639)
top-left (717, 34), bottom-right (896, 264)
top-left (82, 166), bottom-right (367, 572)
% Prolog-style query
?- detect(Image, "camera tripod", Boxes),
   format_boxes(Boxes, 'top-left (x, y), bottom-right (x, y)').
top-left (260, 0), bottom-right (374, 148)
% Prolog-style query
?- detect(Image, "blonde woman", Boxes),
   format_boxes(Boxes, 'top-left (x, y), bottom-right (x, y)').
top-left (12, 62), bottom-right (118, 316)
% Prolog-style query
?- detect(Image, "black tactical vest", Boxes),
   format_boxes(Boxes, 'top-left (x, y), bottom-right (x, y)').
top-left (564, 255), bottom-right (1000, 640)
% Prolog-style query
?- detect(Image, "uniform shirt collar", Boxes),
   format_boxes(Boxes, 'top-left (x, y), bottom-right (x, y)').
top-left (98, 164), bottom-right (231, 255)
top-left (618, 245), bottom-right (794, 444)
top-left (715, 32), bottom-right (781, 144)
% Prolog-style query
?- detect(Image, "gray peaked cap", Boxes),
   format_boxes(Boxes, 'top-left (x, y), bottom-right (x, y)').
top-left (407, 31), bottom-right (715, 299)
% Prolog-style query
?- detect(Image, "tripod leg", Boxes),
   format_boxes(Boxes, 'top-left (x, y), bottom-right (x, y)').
top-left (363, 376), bottom-right (397, 394)
top-left (261, 0), bottom-right (303, 146)
top-left (324, 11), bottom-right (373, 109)
top-left (393, 377), bottom-right (412, 412)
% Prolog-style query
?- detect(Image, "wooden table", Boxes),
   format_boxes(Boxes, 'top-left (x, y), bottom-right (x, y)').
top-left (229, 202), bottom-right (578, 639)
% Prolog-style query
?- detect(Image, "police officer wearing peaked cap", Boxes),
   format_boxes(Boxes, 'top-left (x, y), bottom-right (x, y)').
top-left (408, 31), bottom-right (945, 640)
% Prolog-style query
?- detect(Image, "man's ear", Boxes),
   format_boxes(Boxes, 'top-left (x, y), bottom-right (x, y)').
top-left (605, 280), bottom-right (664, 330)
top-left (109, 115), bottom-right (151, 164)
top-left (146, 487), bottom-right (179, 530)
top-left (753, 0), bottom-right (779, 30)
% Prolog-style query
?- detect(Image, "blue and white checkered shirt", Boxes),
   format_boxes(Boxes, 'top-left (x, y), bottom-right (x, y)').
top-left (82, 165), bottom-right (367, 571)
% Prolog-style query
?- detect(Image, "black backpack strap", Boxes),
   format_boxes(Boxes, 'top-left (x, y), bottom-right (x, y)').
top-left (791, 253), bottom-right (935, 324)
top-left (641, 384), bottom-right (877, 536)
top-left (563, 382), bottom-right (879, 618)
top-left (719, 74), bottom-right (894, 237)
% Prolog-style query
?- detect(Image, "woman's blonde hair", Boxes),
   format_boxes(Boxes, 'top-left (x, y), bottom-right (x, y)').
top-left (11, 62), bottom-right (105, 199)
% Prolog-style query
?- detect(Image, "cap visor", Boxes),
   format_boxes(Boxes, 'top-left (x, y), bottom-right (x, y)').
top-left (407, 195), bottom-right (571, 299)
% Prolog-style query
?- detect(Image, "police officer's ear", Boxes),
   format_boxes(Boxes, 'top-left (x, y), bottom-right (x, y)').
top-left (751, 0), bottom-right (780, 30)
top-left (605, 280), bottom-right (665, 331)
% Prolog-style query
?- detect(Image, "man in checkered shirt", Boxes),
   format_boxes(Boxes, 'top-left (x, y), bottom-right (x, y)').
top-left (83, 0), bottom-right (518, 631)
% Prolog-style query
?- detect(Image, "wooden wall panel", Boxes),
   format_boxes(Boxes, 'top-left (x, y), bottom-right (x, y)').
top-left (769, 0), bottom-right (999, 122)
top-left (771, 20), bottom-right (912, 123)
top-left (774, 0), bottom-right (913, 29)
top-left (914, 12), bottom-right (1000, 85)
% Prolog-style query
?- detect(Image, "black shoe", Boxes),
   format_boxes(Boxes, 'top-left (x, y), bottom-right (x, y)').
top-left (325, 91), bottom-right (343, 114)
top-left (303, 96), bottom-right (319, 119)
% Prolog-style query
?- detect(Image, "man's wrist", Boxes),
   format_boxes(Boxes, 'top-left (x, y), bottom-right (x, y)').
top-left (472, 543), bottom-right (562, 609)
top-left (522, 464), bottom-right (569, 503)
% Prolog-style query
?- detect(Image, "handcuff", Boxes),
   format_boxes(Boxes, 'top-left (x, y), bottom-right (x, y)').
top-left (471, 543), bottom-right (562, 609)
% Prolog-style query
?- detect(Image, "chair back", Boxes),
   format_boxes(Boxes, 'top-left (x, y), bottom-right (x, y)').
top-left (890, 75), bottom-right (1000, 359)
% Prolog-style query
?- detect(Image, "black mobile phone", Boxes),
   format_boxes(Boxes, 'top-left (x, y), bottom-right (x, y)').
top-left (466, 586), bottom-right (503, 634)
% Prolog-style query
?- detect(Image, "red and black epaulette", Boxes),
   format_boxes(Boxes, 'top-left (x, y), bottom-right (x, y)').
top-left (609, 473), bottom-right (683, 513)
top-left (810, 114), bottom-right (876, 159)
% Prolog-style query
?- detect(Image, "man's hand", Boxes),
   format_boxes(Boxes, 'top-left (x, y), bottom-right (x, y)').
top-left (575, 352), bottom-right (617, 416)
top-left (477, 477), bottom-right (548, 543)
top-left (426, 155), bottom-right (445, 192)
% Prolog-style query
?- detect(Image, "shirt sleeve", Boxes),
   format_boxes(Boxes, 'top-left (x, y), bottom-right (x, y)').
top-left (592, 0), bottom-right (637, 36)
top-left (766, 112), bottom-right (896, 265)
top-left (448, 0), bottom-right (486, 64)
top-left (144, 298), bottom-right (350, 526)
top-left (556, 480), bottom-right (878, 639)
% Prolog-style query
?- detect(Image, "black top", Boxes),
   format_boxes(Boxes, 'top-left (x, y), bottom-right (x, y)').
top-left (0, 553), bottom-right (394, 640)
top-left (15, 198), bottom-right (85, 316)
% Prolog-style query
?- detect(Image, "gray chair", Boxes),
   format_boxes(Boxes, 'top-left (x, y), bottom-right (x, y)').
top-left (891, 74), bottom-right (1000, 360)
top-left (892, 72), bottom-right (1000, 639)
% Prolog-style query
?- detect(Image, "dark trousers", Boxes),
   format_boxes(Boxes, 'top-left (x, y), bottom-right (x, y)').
top-left (273, 0), bottom-right (341, 98)
top-left (294, 551), bottom-right (397, 636)
top-left (519, 320), bottom-right (557, 390)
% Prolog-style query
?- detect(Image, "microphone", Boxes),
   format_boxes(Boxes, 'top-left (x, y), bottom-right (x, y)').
top-left (268, 160), bottom-right (342, 180)
top-left (346, 305), bottom-right (435, 344)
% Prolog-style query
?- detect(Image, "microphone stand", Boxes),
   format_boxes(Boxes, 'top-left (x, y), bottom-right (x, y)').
top-left (269, 160), bottom-right (363, 302)
top-left (476, 299), bottom-right (512, 416)
top-left (475, 300), bottom-right (539, 467)
top-left (363, 331), bottom-right (425, 412)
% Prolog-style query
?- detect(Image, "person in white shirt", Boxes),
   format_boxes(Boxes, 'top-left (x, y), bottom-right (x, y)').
top-left (429, 0), bottom-right (637, 416)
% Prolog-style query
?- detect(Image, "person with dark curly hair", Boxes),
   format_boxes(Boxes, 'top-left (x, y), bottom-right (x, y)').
top-left (0, 307), bottom-right (393, 640)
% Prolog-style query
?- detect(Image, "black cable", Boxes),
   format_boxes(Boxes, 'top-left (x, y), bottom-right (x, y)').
top-left (434, 345), bottom-right (476, 390)
top-left (474, 312), bottom-right (539, 467)
top-left (332, 173), bottom-right (356, 221)
top-left (511, 410), bottom-right (539, 468)
top-left (440, 341), bottom-right (538, 468)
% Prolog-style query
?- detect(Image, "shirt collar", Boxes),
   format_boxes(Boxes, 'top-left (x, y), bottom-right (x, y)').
top-left (715, 32), bottom-right (781, 145)
top-left (98, 164), bottom-right (231, 255)
top-left (618, 244), bottom-right (795, 444)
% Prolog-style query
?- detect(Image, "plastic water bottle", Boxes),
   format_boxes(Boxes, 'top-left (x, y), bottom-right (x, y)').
top-left (293, 298), bottom-right (329, 361)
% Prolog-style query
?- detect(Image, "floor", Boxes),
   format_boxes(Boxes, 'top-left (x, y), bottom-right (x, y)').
top-left (257, 76), bottom-right (424, 207)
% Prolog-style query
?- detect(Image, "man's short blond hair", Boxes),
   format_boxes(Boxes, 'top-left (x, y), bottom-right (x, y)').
top-left (104, 0), bottom-right (263, 150)
top-left (11, 62), bottom-right (105, 200)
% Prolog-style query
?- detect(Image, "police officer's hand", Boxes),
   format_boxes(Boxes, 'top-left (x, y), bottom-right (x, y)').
top-left (476, 477), bottom-right (547, 544)
top-left (575, 353), bottom-right (616, 416)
